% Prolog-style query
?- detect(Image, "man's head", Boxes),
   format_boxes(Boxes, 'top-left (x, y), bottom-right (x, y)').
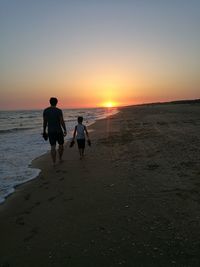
top-left (78, 116), bottom-right (83, 123)
top-left (49, 97), bottom-right (58, 106)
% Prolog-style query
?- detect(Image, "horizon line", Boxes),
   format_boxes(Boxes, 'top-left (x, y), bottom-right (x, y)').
top-left (0, 98), bottom-right (200, 112)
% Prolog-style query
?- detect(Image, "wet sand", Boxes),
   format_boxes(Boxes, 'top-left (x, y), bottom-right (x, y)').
top-left (0, 103), bottom-right (200, 266)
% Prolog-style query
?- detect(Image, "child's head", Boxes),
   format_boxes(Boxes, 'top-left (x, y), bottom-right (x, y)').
top-left (78, 116), bottom-right (83, 123)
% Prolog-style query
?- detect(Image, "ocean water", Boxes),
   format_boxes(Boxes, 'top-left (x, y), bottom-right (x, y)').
top-left (0, 107), bottom-right (118, 204)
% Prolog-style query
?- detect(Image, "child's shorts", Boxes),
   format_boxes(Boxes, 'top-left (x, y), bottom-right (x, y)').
top-left (77, 139), bottom-right (85, 149)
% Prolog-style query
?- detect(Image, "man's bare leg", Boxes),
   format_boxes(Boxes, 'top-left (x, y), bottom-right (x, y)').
top-left (58, 144), bottom-right (64, 162)
top-left (51, 145), bottom-right (56, 166)
top-left (79, 148), bottom-right (82, 159)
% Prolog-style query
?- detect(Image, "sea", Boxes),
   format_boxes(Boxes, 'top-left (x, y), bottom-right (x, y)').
top-left (0, 107), bottom-right (118, 204)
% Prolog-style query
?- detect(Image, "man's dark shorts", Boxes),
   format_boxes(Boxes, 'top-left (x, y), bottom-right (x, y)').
top-left (77, 139), bottom-right (85, 149)
top-left (48, 132), bottom-right (64, 146)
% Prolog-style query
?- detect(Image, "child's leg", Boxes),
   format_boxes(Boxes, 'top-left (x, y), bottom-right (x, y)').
top-left (80, 148), bottom-right (84, 159)
top-left (77, 139), bottom-right (85, 159)
top-left (82, 148), bottom-right (85, 157)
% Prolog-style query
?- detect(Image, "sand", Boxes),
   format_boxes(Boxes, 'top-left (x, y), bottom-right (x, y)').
top-left (0, 103), bottom-right (200, 266)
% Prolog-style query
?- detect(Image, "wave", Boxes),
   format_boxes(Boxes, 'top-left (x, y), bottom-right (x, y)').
top-left (0, 127), bottom-right (35, 134)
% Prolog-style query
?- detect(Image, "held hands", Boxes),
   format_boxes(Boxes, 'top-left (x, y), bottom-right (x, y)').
top-left (63, 130), bottom-right (67, 136)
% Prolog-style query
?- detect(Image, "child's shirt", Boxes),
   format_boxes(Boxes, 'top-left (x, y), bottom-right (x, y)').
top-left (76, 123), bottom-right (86, 139)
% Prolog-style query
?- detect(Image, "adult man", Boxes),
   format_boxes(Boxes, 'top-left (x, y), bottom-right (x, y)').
top-left (43, 97), bottom-right (67, 165)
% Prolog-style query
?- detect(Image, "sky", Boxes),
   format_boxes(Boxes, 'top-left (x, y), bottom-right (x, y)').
top-left (0, 0), bottom-right (200, 110)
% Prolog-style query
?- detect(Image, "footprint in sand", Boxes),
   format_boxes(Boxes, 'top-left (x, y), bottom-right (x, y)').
top-left (48, 196), bottom-right (57, 202)
top-left (63, 197), bottom-right (73, 202)
top-left (0, 261), bottom-right (10, 267)
top-left (35, 201), bottom-right (41, 206)
top-left (21, 202), bottom-right (40, 217)
top-left (39, 181), bottom-right (49, 188)
top-left (23, 209), bottom-right (31, 215)
top-left (15, 216), bottom-right (25, 226)
top-left (147, 163), bottom-right (160, 170)
top-left (24, 227), bottom-right (39, 242)
top-left (24, 193), bottom-right (31, 201)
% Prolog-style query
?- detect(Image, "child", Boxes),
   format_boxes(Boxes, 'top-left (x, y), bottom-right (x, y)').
top-left (72, 116), bottom-right (90, 159)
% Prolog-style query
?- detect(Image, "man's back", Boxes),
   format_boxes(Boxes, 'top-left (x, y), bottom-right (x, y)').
top-left (43, 107), bottom-right (63, 133)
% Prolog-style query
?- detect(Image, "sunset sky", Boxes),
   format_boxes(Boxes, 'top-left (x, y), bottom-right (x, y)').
top-left (0, 0), bottom-right (199, 110)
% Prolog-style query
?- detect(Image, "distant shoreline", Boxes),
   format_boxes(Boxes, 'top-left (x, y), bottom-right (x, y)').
top-left (133, 98), bottom-right (200, 107)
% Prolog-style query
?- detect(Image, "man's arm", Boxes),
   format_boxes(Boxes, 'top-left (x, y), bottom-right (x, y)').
top-left (43, 115), bottom-right (48, 134)
top-left (60, 115), bottom-right (67, 136)
top-left (84, 126), bottom-right (91, 146)
top-left (84, 126), bottom-right (90, 140)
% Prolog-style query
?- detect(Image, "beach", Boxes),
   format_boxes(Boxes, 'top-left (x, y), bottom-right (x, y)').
top-left (0, 103), bottom-right (200, 266)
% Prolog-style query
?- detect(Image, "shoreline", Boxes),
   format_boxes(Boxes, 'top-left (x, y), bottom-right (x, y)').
top-left (0, 107), bottom-right (119, 205)
top-left (0, 103), bottom-right (200, 266)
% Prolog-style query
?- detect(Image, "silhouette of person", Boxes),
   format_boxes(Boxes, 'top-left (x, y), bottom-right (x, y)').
top-left (72, 116), bottom-right (90, 159)
top-left (43, 97), bottom-right (67, 165)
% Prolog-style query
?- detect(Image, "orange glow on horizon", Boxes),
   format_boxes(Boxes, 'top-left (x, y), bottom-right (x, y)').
top-left (101, 101), bottom-right (119, 108)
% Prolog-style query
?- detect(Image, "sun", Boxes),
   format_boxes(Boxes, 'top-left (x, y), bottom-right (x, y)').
top-left (103, 101), bottom-right (116, 108)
